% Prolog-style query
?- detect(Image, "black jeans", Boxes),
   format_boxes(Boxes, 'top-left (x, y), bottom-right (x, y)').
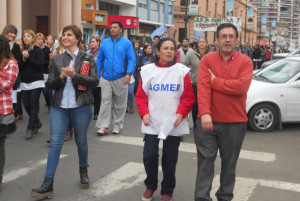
top-left (194, 120), bottom-right (246, 201)
top-left (0, 136), bottom-right (6, 181)
top-left (93, 87), bottom-right (101, 115)
top-left (22, 88), bottom-right (42, 133)
top-left (192, 84), bottom-right (198, 127)
top-left (143, 134), bottom-right (180, 196)
top-left (13, 91), bottom-right (23, 116)
top-left (41, 86), bottom-right (52, 106)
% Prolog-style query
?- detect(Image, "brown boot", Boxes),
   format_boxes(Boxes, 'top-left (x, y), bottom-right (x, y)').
top-left (129, 107), bottom-right (134, 114)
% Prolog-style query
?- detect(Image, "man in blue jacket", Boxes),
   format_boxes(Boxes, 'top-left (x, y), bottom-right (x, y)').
top-left (95, 21), bottom-right (136, 135)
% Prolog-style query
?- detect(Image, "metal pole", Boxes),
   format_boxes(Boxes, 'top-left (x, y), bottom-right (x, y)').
top-left (184, 0), bottom-right (188, 37)
top-left (244, 0), bottom-right (247, 43)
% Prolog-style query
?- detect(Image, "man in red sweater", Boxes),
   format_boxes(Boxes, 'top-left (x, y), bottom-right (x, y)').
top-left (194, 23), bottom-right (253, 201)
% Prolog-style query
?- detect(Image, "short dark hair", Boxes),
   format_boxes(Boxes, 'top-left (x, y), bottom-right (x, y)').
top-left (182, 37), bottom-right (189, 43)
top-left (216, 23), bottom-right (238, 38)
top-left (157, 37), bottom-right (176, 52)
top-left (2, 24), bottom-right (18, 38)
top-left (62, 25), bottom-right (82, 47)
top-left (111, 21), bottom-right (123, 29)
top-left (153, 35), bottom-right (160, 40)
top-left (0, 34), bottom-right (15, 69)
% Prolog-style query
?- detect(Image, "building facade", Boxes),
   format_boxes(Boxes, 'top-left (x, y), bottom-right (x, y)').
top-left (136, 0), bottom-right (175, 42)
top-left (249, 0), bottom-right (300, 48)
top-left (0, 0), bottom-right (81, 39)
top-left (172, 0), bottom-right (258, 46)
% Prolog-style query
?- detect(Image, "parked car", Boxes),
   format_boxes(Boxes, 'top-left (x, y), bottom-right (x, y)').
top-left (261, 48), bottom-right (300, 69)
top-left (246, 56), bottom-right (300, 132)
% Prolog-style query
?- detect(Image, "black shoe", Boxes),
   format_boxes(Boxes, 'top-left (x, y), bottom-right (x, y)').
top-left (79, 166), bottom-right (90, 189)
top-left (31, 181), bottom-right (53, 199)
top-left (93, 114), bottom-right (98, 120)
top-left (33, 122), bottom-right (42, 134)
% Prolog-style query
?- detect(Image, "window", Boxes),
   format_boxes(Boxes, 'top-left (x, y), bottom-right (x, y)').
top-left (139, 0), bottom-right (147, 9)
top-left (180, 0), bottom-right (189, 6)
top-left (99, 1), bottom-right (119, 15)
top-left (151, 1), bottom-right (158, 11)
top-left (86, 4), bottom-right (94, 10)
top-left (169, 5), bottom-right (172, 14)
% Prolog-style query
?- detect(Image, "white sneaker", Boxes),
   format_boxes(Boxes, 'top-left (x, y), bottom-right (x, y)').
top-left (96, 128), bottom-right (109, 136)
top-left (112, 128), bottom-right (120, 134)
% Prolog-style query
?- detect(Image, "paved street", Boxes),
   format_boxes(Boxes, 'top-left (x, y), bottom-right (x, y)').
top-left (1, 100), bottom-right (300, 201)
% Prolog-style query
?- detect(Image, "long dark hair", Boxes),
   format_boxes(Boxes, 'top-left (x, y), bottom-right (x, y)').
top-left (0, 35), bottom-right (15, 69)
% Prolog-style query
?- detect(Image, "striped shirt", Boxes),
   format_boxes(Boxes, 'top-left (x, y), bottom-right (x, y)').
top-left (0, 60), bottom-right (19, 114)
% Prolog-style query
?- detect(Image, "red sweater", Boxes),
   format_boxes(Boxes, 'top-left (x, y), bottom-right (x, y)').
top-left (135, 61), bottom-right (194, 119)
top-left (197, 51), bottom-right (253, 123)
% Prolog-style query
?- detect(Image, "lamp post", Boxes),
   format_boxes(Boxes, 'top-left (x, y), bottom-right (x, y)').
top-left (244, 0), bottom-right (247, 43)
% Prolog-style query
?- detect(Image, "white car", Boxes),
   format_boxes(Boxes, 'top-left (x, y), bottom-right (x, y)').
top-left (246, 56), bottom-right (300, 132)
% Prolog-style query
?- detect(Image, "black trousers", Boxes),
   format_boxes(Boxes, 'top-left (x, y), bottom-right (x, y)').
top-left (22, 88), bottom-right (42, 132)
top-left (143, 134), bottom-right (180, 196)
top-left (93, 87), bottom-right (101, 115)
top-left (194, 120), bottom-right (246, 201)
top-left (192, 84), bottom-right (198, 127)
top-left (0, 136), bottom-right (6, 181)
top-left (13, 91), bottom-right (23, 116)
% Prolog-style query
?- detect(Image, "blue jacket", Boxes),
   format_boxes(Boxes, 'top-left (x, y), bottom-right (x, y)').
top-left (97, 36), bottom-right (136, 81)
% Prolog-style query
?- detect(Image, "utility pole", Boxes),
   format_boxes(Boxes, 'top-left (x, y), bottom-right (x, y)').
top-left (244, 0), bottom-right (247, 43)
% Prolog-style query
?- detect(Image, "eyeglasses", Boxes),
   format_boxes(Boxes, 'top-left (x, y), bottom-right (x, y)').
top-left (219, 34), bottom-right (236, 40)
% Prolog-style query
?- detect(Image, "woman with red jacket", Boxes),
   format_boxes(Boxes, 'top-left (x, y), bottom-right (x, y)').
top-left (136, 38), bottom-right (194, 201)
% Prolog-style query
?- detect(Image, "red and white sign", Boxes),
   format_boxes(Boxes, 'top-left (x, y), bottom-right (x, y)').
top-left (108, 15), bottom-right (139, 28)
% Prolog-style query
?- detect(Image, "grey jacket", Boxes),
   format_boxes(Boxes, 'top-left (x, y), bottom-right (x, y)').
top-left (182, 51), bottom-right (203, 84)
top-left (46, 50), bottom-right (99, 108)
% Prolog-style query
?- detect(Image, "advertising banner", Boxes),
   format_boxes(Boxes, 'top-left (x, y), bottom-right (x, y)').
top-left (247, 7), bottom-right (253, 30)
top-left (108, 15), bottom-right (139, 28)
top-left (261, 14), bottom-right (267, 33)
top-left (227, 0), bottom-right (234, 17)
top-left (194, 17), bottom-right (242, 32)
top-left (189, 0), bottom-right (198, 16)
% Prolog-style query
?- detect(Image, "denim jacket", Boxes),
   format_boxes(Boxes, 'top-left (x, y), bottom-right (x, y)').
top-left (46, 50), bottom-right (98, 108)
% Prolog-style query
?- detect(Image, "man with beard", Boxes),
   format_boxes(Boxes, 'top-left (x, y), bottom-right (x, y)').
top-left (194, 23), bottom-right (253, 201)
top-left (178, 37), bottom-right (194, 63)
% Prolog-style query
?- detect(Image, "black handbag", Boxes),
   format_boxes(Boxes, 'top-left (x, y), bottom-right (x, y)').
top-left (0, 113), bottom-right (17, 136)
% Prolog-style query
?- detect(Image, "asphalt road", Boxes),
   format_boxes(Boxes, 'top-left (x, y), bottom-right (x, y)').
top-left (1, 99), bottom-right (300, 201)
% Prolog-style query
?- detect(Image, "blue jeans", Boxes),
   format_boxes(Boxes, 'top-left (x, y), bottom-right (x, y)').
top-left (143, 134), bottom-right (180, 196)
top-left (22, 88), bottom-right (42, 133)
top-left (44, 105), bottom-right (92, 182)
top-left (127, 82), bottom-right (135, 107)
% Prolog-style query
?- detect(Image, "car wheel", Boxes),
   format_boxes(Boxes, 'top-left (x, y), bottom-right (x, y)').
top-left (248, 104), bottom-right (278, 132)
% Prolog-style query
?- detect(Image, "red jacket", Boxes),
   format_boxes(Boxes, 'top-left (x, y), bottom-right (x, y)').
top-left (197, 51), bottom-right (253, 123)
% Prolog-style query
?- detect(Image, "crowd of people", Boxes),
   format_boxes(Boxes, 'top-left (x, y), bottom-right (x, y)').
top-left (0, 22), bottom-right (254, 201)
